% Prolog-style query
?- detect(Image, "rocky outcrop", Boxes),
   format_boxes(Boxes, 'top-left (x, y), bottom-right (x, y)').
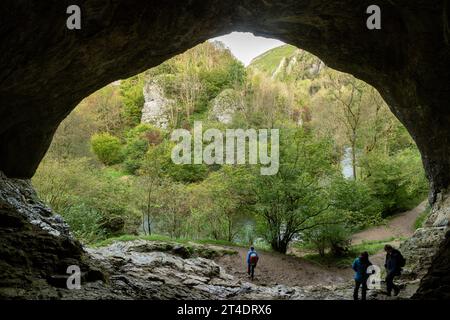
top-left (141, 80), bottom-right (173, 129)
top-left (209, 89), bottom-right (243, 124)
top-left (400, 193), bottom-right (448, 277)
top-left (58, 240), bottom-right (361, 300)
top-left (0, 172), bottom-right (104, 299)
top-left (272, 49), bottom-right (325, 82)
top-left (59, 240), bottom-right (420, 300)
top-left (410, 191), bottom-right (450, 299)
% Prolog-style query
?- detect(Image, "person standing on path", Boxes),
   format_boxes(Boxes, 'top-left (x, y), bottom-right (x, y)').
top-left (352, 251), bottom-right (372, 300)
top-left (246, 246), bottom-right (259, 280)
top-left (384, 244), bottom-right (405, 296)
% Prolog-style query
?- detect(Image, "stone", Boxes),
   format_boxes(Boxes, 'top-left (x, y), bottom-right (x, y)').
top-left (0, 171), bottom-right (106, 299)
top-left (209, 89), bottom-right (243, 124)
top-left (141, 80), bottom-right (173, 128)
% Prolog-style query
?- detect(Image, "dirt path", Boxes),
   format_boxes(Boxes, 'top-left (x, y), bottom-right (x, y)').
top-left (351, 200), bottom-right (428, 267)
top-left (215, 247), bottom-right (353, 287)
top-left (214, 201), bottom-right (427, 288)
top-left (351, 200), bottom-right (428, 245)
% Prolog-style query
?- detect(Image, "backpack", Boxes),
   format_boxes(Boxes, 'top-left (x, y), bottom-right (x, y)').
top-left (249, 252), bottom-right (259, 265)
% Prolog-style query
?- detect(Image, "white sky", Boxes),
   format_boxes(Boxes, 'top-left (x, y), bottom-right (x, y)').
top-left (210, 32), bottom-right (285, 66)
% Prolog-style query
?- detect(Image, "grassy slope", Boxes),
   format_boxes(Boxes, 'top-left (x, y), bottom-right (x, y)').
top-left (248, 44), bottom-right (297, 75)
top-left (302, 237), bottom-right (403, 268)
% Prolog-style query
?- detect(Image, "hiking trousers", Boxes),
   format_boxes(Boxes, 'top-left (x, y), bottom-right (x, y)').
top-left (386, 272), bottom-right (399, 295)
top-left (354, 279), bottom-right (368, 300)
top-left (247, 264), bottom-right (255, 279)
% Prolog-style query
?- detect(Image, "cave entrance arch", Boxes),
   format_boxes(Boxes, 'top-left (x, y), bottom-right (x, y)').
top-left (1, 0), bottom-right (449, 298)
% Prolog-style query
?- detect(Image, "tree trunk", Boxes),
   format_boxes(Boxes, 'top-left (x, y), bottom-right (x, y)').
top-left (147, 213), bottom-right (152, 236)
top-left (351, 140), bottom-right (357, 180)
top-left (271, 238), bottom-right (289, 254)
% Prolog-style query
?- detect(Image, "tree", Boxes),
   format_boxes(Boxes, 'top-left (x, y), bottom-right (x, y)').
top-left (325, 73), bottom-right (367, 180)
top-left (120, 74), bottom-right (146, 127)
top-left (136, 147), bottom-right (165, 235)
top-left (196, 166), bottom-right (252, 242)
top-left (253, 129), bottom-right (336, 253)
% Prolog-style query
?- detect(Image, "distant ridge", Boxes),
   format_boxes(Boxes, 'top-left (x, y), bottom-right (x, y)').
top-left (248, 44), bottom-right (297, 74)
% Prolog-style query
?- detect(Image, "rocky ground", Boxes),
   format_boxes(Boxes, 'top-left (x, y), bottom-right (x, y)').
top-left (55, 240), bottom-right (419, 300)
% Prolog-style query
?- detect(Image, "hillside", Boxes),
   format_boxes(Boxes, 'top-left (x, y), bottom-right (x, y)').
top-left (248, 44), bottom-right (297, 75)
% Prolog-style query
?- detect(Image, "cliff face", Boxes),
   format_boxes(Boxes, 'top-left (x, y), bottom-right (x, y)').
top-left (141, 81), bottom-right (172, 129)
top-left (0, 0), bottom-right (449, 298)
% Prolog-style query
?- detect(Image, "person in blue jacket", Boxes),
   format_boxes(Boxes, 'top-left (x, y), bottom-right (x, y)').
top-left (246, 246), bottom-right (259, 279)
top-left (352, 251), bottom-right (372, 300)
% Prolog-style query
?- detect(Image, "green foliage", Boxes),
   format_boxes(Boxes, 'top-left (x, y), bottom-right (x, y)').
top-left (90, 132), bottom-right (123, 165)
top-left (33, 158), bottom-right (140, 243)
top-left (35, 41), bottom-right (429, 251)
top-left (249, 45), bottom-right (297, 75)
top-left (189, 166), bottom-right (253, 241)
top-left (304, 224), bottom-right (351, 257)
top-left (121, 124), bottom-right (162, 174)
top-left (303, 238), bottom-right (399, 268)
top-left (120, 75), bottom-right (145, 127)
top-left (62, 204), bottom-right (106, 243)
top-left (199, 59), bottom-right (246, 100)
top-left (252, 128), bottom-right (336, 253)
top-left (329, 176), bottom-right (383, 230)
top-left (361, 148), bottom-right (428, 217)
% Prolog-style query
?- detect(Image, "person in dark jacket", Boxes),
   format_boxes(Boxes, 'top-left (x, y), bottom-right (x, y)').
top-left (352, 251), bottom-right (372, 300)
top-left (384, 244), bottom-right (401, 296)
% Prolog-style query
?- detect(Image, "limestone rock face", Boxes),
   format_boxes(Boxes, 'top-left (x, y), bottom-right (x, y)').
top-left (272, 49), bottom-right (325, 82)
top-left (410, 191), bottom-right (450, 299)
top-left (400, 227), bottom-right (447, 279)
top-left (210, 89), bottom-right (243, 124)
top-left (141, 81), bottom-right (172, 129)
top-left (0, 172), bottom-right (104, 299)
top-left (400, 192), bottom-right (449, 280)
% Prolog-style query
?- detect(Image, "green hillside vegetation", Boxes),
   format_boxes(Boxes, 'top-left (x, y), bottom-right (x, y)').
top-left (32, 40), bottom-right (427, 259)
top-left (249, 44), bottom-right (297, 75)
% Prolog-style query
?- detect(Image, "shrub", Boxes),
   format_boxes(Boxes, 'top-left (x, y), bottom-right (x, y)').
top-left (122, 124), bottom-right (164, 174)
top-left (329, 176), bottom-right (383, 231)
top-left (62, 204), bottom-right (106, 243)
top-left (33, 158), bottom-right (141, 243)
top-left (90, 133), bottom-right (123, 165)
top-left (304, 224), bottom-right (351, 257)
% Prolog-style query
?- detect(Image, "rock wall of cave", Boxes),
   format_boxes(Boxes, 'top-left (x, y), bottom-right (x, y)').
top-left (0, 0), bottom-right (449, 298)
top-left (0, 171), bottom-right (105, 298)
